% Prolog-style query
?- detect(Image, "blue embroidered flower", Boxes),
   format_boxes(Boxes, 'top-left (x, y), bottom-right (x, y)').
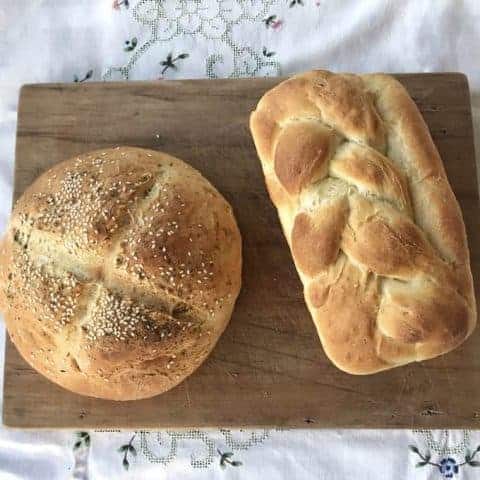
top-left (410, 443), bottom-right (480, 476)
top-left (439, 458), bottom-right (459, 478)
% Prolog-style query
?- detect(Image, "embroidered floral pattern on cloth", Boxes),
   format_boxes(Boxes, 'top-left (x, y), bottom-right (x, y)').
top-left (0, 1), bottom-right (480, 479)
top-left (103, 0), bottom-right (282, 80)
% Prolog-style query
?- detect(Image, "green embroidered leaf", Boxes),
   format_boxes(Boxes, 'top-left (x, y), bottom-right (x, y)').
top-left (74, 71), bottom-right (92, 83)
top-left (424, 453), bottom-right (431, 462)
top-left (129, 445), bottom-right (137, 456)
top-left (118, 445), bottom-right (128, 453)
top-left (466, 454), bottom-right (471, 462)
top-left (262, 47), bottom-right (275, 57)
top-left (469, 461), bottom-right (480, 467)
top-left (73, 441), bottom-right (82, 451)
top-left (124, 37), bottom-right (138, 52)
top-left (177, 53), bottom-right (189, 59)
top-left (223, 452), bottom-right (234, 459)
top-left (84, 436), bottom-right (90, 447)
top-left (231, 461), bottom-right (242, 467)
top-left (122, 458), bottom-right (130, 470)
top-left (415, 461), bottom-right (427, 468)
top-left (264, 15), bottom-right (277, 26)
top-left (408, 445), bottom-right (419, 454)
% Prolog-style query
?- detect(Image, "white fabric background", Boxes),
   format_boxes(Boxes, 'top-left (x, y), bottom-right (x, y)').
top-left (0, 1), bottom-right (479, 479)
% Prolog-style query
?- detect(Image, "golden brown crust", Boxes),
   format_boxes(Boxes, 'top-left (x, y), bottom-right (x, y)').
top-left (0, 147), bottom-right (242, 399)
top-left (291, 199), bottom-right (348, 277)
top-left (274, 121), bottom-right (333, 195)
top-left (250, 70), bottom-right (476, 374)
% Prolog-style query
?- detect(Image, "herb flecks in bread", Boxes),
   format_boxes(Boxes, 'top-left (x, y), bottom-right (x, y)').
top-left (0, 147), bottom-right (242, 400)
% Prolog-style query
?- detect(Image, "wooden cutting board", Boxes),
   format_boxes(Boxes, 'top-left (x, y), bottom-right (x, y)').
top-left (3, 73), bottom-right (480, 429)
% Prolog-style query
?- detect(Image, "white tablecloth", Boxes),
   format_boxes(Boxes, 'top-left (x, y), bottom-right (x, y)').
top-left (1, 1), bottom-right (480, 479)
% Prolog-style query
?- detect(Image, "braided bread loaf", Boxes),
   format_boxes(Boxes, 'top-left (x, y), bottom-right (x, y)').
top-left (250, 70), bottom-right (476, 374)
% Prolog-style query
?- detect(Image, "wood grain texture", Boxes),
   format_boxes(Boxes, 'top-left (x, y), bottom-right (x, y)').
top-left (3, 73), bottom-right (480, 429)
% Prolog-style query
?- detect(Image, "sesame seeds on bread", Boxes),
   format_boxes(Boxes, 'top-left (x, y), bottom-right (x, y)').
top-left (0, 147), bottom-right (242, 400)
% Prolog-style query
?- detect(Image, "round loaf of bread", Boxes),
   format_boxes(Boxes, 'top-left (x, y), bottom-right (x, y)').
top-left (0, 147), bottom-right (242, 400)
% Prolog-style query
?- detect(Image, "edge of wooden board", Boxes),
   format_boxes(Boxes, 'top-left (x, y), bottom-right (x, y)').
top-left (4, 72), bottom-right (479, 429)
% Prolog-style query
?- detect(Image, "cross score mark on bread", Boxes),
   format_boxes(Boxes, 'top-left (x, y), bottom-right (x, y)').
top-left (0, 147), bottom-right (241, 399)
top-left (250, 70), bottom-right (476, 374)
